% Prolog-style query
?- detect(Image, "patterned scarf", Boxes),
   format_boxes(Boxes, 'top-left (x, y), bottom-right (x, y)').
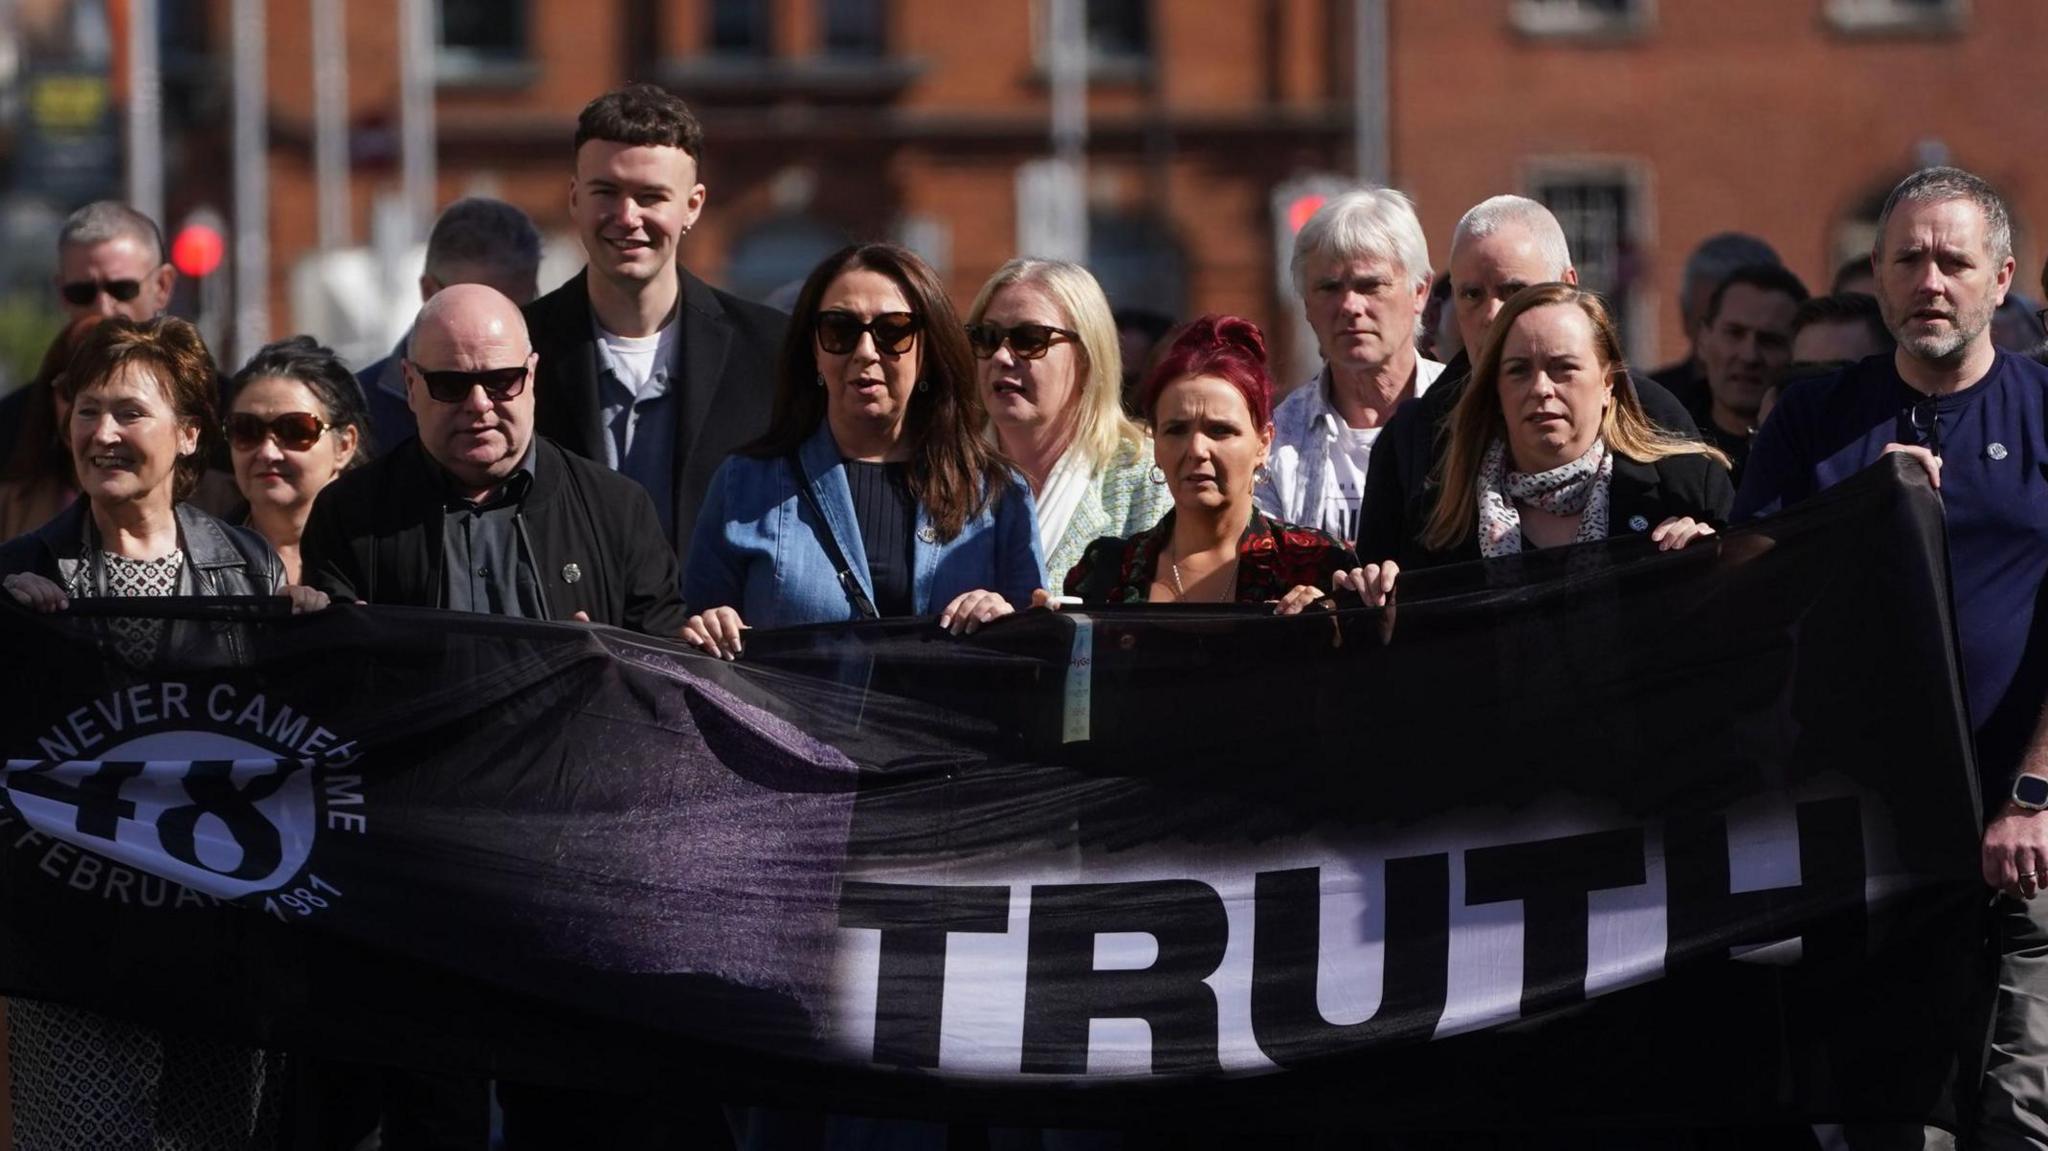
top-left (1475, 437), bottom-right (1613, 558)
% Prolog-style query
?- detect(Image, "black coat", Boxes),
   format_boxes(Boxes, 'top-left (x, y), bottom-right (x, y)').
top-left (525, 267), bottom-right (786, 574)
top-left (299, 436), bottom-right (687, 636)
top-left (1356, 349), bottom-right (1703, 563)
top-left (1392, 450), bottom-right (1735, 570)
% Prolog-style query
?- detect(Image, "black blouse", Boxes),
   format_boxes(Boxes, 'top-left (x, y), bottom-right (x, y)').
top-left (844, 460), bottom-right (916, 617)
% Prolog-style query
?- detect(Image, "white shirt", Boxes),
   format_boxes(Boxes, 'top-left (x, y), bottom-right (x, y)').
top-left (1256, 357), bottom-right (1446, 544)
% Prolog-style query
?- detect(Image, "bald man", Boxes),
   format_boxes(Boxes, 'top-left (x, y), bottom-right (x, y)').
top-left (300, 284), bottom-right (686, 634)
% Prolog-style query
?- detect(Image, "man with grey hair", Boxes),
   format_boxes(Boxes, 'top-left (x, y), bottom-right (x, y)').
top-left (1648, 231), bottom-right (1785, 409)
top-left (1255, 187), bottom-right (1445, 544)
top-left (356, 197), bottom-right (546, 450)
top-left (1354, 195), bottom-right (1698, 562)
top-left (0, 201), bottom-right (179, 472)
top-left (1738, 166), bottom-right (2048, 1147)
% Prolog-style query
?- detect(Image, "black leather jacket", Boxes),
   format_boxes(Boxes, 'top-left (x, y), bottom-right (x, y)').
top-left (0, 499), bottom-right (284, 598)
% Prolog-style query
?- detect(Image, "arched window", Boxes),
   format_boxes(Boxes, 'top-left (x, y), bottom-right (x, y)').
top-left (725, 214), bottom-right (848, 306)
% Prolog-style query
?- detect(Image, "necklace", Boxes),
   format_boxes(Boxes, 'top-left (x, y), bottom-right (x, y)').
top-left (1167, 546), bottom-right (1233, 602)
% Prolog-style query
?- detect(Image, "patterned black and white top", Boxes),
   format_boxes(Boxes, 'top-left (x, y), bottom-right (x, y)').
top-left (12, 544), bottom-right (283, 1151)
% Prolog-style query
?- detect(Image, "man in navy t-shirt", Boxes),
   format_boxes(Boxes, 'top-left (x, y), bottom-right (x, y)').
top-left (1736, 166), bottom-right (2048, 1147)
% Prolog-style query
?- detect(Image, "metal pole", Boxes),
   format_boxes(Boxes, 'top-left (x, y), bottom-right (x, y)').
top-left (231, 0), bottom-right (268, 364)
top-left (1352, 0), bottom-right (1388, 185)
top-left (399, 0), bottom-right (438, 243)
top-left (1046, 0), bottom-right (1088, 262)
top-left (312, 0), bottom-right (351, 250)
top-left (125, 0), bottom-right (161, 227)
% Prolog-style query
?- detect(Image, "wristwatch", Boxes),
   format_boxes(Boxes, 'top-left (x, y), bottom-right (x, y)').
top-left (2013, 772), bottom-right (2048, 811)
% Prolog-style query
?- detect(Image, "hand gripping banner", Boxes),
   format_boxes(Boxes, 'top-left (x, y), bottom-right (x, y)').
top-left (0, 457), bottom-right (1987, 1131)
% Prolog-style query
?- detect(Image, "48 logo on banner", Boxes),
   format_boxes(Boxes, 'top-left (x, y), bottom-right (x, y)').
top-left (6, 679), bottom-right (369, 919)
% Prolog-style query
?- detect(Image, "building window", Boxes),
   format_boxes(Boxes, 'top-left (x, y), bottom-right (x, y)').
top-left (1509, 0), bottom-right (1653, 39)
top-left (439, 0), bottom-right (527, 76)
top-left (1086, 0), bottom-right (1150, 64)
top-left (1088, 211), bottom-right (1186, 318)
top-left (1527, 166), bottom-right (1652, 363)
top-left (1034, 0), bottom-right (1153, 76)
top-left (726, 214), bottom-right (848, 306)
top-left (1825, 0), bottom-right (1966, 35)
top-left (709, 0), bottom-right (773, 56)
top-left (821, 0), bottom-right (886, 57)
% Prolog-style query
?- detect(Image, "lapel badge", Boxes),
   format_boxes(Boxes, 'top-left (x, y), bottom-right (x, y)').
top-left (917, 526), bottom-right (939, 544)
top-left (562, 562), bottom-right (583, 584)
top-left (1628, 514), bottom-right (1649, 532)
top-left (1988, 442), bottom-right (2009, 461)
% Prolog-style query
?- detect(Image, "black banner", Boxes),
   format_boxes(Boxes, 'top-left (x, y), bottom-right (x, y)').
top-left (0, 457), bottom-right (1987, 1131)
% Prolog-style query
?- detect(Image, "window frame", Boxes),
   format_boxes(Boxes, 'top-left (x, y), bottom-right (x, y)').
top-left (1522, 158), bottom-right (1659, 367)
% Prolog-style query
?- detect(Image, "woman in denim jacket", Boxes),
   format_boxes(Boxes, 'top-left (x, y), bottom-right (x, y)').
top-left (682, 242), bottom-right (1043, 657)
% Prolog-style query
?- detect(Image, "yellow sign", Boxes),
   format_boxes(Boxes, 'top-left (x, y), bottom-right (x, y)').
top-left (30, 75), bottom-right (110, 132)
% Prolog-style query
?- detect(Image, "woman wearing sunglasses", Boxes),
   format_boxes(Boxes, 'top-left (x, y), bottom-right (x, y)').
top-left (225, 336), bottom-right (372, 583)
top-left (682, 242), bottom-right (1042, 658)
top-left (1059, 315), bottom-right (1357, 610)
top-left (966, 258), bottom-right (1171, 590)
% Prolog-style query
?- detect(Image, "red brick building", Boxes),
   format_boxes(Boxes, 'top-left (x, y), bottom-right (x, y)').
top-left (243, 0), bottom-right (2048, 378)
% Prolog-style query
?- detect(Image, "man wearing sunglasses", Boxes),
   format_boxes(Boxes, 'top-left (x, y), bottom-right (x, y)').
top-left (301, 283), bottom-right (685, 633)
top-left (0, 202), bottom-right (178, 474)
top-left (527, 83), bottom-right (785, 576)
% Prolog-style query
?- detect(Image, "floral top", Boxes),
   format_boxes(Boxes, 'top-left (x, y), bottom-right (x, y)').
top-left (1063, 507), bottom-right (1358, 604)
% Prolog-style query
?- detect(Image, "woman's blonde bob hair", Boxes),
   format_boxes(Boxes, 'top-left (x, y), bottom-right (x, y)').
top-left (1422, 283), bottom-right (1729, 552)
top-left (967, 257), bottom-right (1145, 471)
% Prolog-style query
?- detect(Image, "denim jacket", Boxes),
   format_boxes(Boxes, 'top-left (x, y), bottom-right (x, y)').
top-left (684, 422), bottom-right (1045, 627)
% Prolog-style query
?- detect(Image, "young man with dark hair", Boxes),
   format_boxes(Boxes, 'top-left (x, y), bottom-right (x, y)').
top-left (527, 83), bottom-right (786, 574)
top-left (1790, 292), bottom-right (1893, 369)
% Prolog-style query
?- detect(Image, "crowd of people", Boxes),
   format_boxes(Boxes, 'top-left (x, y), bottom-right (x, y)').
top-left (1, 78), bottom-right (2046, 1150)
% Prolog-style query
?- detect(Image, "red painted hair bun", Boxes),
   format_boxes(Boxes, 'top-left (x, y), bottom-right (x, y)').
top-left (1138, 313), bottom-right (1276, 427)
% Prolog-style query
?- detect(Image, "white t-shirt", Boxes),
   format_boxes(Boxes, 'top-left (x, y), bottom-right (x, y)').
top-left (1322, 425), bottom-right (1380, 546)
top-left (600, 326), bottom-right (670, 398)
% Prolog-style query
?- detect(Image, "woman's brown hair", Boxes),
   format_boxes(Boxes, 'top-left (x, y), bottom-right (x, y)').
top-left (1422, 283), bottom-right (1728, 552)
top-left (61, 316), bottom-right (220, 504)
top-left (745, 242), bottom-right (1009, 542)
top-left (1, 314), bottom-right (106, 489)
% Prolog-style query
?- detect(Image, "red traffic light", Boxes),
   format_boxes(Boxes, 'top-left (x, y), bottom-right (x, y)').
top-left (172, 223), bottom-right (224, 278)
top-left (1286, 194), bottom-right (1326, 236)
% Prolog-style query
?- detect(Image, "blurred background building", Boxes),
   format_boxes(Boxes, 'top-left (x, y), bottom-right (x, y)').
top-left (0, 0), bottom-right (2043, 390)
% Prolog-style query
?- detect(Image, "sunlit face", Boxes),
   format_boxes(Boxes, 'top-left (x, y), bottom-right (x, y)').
top-left (56, 236), bottom-right (175, 323)
top-left (1699, 283), bottom-right (1799, 423)
top-left (569, 140), bottom-right (706, 290)
top-left (1874, 197), bottom-right (2014, 367)
top-left (1150, 374), bottom-right (1272, 517)
top-left (229, 376), bottom-right (358, 521)
top-left (1496, 304), bottom-right (1612, 473)
top-left (977, 282), bottom-right (1083, 445)
top-left (405, 317), bottom-right (536, 491)
top-left (1302, 252), bottom-right (1428, 375)
top-left (69, 363), bottom-right (197, 510)
top-left (1450, 224), bottom-right (1570, 365)
top-left (818, 268), bottom-right (922, 446)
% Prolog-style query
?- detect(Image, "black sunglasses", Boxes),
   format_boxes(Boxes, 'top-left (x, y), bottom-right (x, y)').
top-left (227, 411), bottom-right (334, 452)
top-left (966, 321), bottom-right (1079, 361)
top-left (60, 278), bottom-right (144, 307)
top-left (405, 360), bottom-right (529, 404)
top-left (817, 310), bottom-right (922, 356)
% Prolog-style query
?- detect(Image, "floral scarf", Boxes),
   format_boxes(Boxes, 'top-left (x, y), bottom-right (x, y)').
top-left (1475, 437), bottom-right (1613, 558)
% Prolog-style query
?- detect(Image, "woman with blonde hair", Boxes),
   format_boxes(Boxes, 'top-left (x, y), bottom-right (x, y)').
top-left (967, 257), bottom-right (1170, 588)
top-left (1340, 283), bottom-right (1730, 601)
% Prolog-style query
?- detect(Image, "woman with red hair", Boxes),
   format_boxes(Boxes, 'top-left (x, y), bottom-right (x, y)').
top-left (1061, 314), bottom-right (1356, 608)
